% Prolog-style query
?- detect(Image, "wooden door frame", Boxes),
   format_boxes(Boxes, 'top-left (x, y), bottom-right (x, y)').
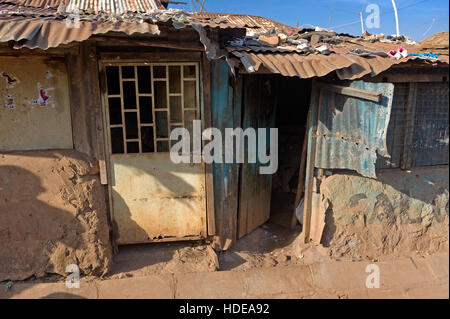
top-left (97, 52), bottom-right (215, 241)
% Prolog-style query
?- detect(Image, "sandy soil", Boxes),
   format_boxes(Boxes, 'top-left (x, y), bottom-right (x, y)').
top-left (104, 223), bottom-right (331, 278)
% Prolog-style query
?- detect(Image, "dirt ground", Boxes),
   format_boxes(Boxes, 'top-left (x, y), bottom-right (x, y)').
top-left (106, 222), bottom-right (335, 280)
top-left (105, 220), bottom-right (448, 279)
top-left (106, 223), bottom-right (318, 279)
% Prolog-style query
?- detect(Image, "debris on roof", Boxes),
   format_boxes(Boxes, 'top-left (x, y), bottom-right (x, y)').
top-left (225, 22), bottom-right (449, 80)
top-left (0, 0), bottom-right (448, 81)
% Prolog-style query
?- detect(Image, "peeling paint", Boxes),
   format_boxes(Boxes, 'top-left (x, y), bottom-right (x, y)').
top-left (1, 71), bottom-right (19, 88)
top-left (29, 83), bottom-right (55, 108)
top-left (4, 94), bottom-right (15, 109)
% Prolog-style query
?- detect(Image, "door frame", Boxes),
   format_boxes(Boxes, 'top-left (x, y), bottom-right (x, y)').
top-left (302, 80), bottom-right (394, 244)
top-left (97, 52), bottom-right (215, 242)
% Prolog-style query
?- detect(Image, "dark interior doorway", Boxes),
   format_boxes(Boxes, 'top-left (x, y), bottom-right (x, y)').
top-left (269, 77), bottom-right (312, 228)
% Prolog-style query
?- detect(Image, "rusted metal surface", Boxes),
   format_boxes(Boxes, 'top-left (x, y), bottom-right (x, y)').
top-left (232, 51), bottom-right (356, 78)
top-left (66, 0), bottom-right (165, 13)
top-left (109, 153), bottom-right (207, 244)
top-left (0, 56), bottom-right (73, 151)
top-left (191, 12), bottom-right (298, 33)
top-left (0, 1), bottom-right (295, 51)
top-left (1, 1), bottom-right (447, 80)
top-left (303, 81), bottom-right (394, 244)
top-left (313, 81), bottom-right (394, 178)
top-left (0, 15), bottom-right (161, 50)
top-left (231, 45), bottom-right (449, 80)
top-left (1, 0), bottom-right (70, 8)
top-left (4, 0), bottom-right (165, 11)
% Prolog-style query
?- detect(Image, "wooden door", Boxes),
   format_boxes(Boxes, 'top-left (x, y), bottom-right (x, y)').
top-left (102, 62), bottom-right (207, 244)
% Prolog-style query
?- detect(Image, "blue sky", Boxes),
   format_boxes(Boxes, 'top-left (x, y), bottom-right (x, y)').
top-left (169, 0), bottom-right (449, 41)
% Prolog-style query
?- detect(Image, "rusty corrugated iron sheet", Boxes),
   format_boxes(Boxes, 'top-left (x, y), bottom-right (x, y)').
top-left (0, 3), bottom-right (253, 50)
top-left (1, 1), bottom-right (448, 81)
top-left (419, 31), bottom-right (449, 50)
top-left (230, 40), bottom-right (449, 80)
top-left (0, 14), bottom-right (160, 49)
top-left (66, 0), bottom-right (165, 13)
top-left (313, 81), bottom-right (395, 178)
top-left (2, 0), bottom-right (165, 11)
top-left (0, 0), bottom-right (69, 8)
top-left (0, 2), bottom-right (57, 14)
top-left (191, 12), bottom-right (298, 33)
top-left (231, 50), bottom-right (356, 78)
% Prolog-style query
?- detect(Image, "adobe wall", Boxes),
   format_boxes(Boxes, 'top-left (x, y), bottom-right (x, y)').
top-left (0, 150), bottom-right (113, 281)
top-left (320, 166), bottom-right (449, 259)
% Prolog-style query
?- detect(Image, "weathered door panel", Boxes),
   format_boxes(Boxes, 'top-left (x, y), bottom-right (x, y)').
top-left (313, 81), bottom-right (394, 178)
top-left (303, 80), bottom-right (394, 243)
top-left (110, 153), bottom-right (206, 244)
top-left (238, 75), bottom-right (277, 239)
top-left (102, 62), bottom-right (207, 244)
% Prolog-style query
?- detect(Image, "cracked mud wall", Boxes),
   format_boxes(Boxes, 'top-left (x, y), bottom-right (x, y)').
top-left (319, 166), bottom-right (449, 259)
top-left (0, 150), bottom-right (113, 281)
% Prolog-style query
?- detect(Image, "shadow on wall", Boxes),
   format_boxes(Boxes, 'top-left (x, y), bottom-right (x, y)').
top-left (319, 165), bottom-right (449, 257)
top-left (0, 165), bottom-right (85, 283)
top-left (108, 153), bottom-right (207, 245)
top-left (110, 189), bottom-right (151, 244)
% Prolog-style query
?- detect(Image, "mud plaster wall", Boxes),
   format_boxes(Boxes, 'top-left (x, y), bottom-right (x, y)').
top-left (320, 166), bottom-right (449, 259)
top-left (0, 56), bottom-right (73, 151)
top-left (0, 150), bottom-right (113, 281)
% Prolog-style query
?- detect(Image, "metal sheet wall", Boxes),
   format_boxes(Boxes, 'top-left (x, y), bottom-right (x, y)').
top-left (376, 83), bottom-right (409, 169)
top-left (412, 82), bottom-right (449, 166)
top-left (313, 81), bottom-right (394, 178)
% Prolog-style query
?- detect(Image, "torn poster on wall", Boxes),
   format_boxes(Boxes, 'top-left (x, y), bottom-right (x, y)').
top-left (1, 71), bottom-right (20, 88)
top-left (4, 94), bottom-right (15, 109)
top-left (29, 83), bottom-right (55, 108)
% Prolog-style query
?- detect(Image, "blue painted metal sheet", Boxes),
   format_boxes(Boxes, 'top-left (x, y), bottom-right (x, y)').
top-left (210, 58), bottom-right (240, 249)
top-left (313, 81), bottom-right (394, 178)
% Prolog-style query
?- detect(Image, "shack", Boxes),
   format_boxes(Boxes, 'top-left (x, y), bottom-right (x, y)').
top-left (0, 0), bottom-right (448, 281)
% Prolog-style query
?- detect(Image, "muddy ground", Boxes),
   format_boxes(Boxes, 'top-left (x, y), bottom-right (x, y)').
top-left (2, 218), bottom-right (448, 285)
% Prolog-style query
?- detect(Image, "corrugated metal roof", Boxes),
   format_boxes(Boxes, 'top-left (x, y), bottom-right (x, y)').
top-left (231, 50), bottom-right (356, 78)
top-left (0, 0), bottom-right (448, 81)
top-left (0, 13), bottom-right (160, 49)
top-left (0, 0), bottom-right (69, 8)
top-left (66, 0), bottom-right (165, 13)
top-left (191, 12), bottom-right (298, 33)
top-left (419, 31), bottom-right (449, 50)
top-left (1, 0), bottom-right (165, 11)
top-left (0, 3), bottom-right (260, 50)
top-left (230, 40), bottom-right (449, 80)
